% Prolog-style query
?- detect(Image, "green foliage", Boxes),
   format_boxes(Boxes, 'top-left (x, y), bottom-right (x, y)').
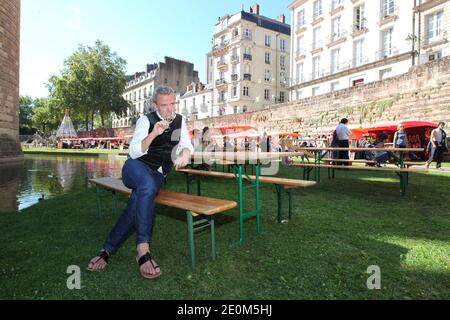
top-left (47, 40), bottom-right (130, 131)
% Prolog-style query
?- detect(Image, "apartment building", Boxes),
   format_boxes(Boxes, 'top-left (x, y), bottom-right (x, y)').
top-left (177, 83), bottom-right (214, 120)
top-left (288, 0), bottom-right (421, 100)
top-left (209, 4), bottom-right (291, 116)
top-left (414, 0), bottom-right (449, 64)
top-left (113, 57), bottom-right (199, 128)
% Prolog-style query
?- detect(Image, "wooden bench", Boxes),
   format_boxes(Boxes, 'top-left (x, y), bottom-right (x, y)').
top-left (291, 162), bottom-right (428, 196)
top-left (177, 168), bottom-right (316, 223)
top-left (320, 158), bottom-right (426, 166)
top-left (89, 177), bottom-right (237, 270)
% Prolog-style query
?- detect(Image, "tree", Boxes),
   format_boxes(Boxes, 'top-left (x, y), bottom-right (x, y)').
top-left (47, 40), bottom-right (130, 131)
top-left (31, 98), bottom-right (61, 133)
top-left (19, 95), bottom-right (34, 133)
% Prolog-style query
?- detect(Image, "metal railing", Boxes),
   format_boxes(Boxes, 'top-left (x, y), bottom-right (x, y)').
top-left (215, 79), bottom-right (227, 86)
top-left (243, 74), bottom-right (252, 81)
top-left (231, 74), bottom-right (239, 81)
top-left (327, 30), bottom-right (348, 44)
top-left (374, 47), bottom-right (399, 61)
top-left (243, 54), bottom-right (252, 61)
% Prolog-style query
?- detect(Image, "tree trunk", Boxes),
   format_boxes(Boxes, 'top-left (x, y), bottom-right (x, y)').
top-left (100, 113), bottom-right (105, 127)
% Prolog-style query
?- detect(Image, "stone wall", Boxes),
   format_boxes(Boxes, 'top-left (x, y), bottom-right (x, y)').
top-left (190, 57), bottom-right (450, 135)
top-left (0, 0), bottom-right (22, 160)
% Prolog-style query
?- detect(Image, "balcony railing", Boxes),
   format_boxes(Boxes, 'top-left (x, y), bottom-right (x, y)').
top-left (199, 103), bottom-right (209, 113)
top-left (311, 40), bottom-right (324, 51)
top-left (231, 74), bottom-right (239, 81)
top-left (215, 79), bottom-right (227, 86)
top-left (327, 30), bottom-right (348, 44)
top-left (230, 55), bottom-right (240, 63)
top-left (425, 30), bottom-right (448, 46)
top-left (380, 5), bottom-right (399, 22)
top-left (243, 54), bottom-right (252, 61)
top-left (351, 22), bottom-right (368, 34)
top-left (295, 23), bottom-right (306, 33)
top-left (213, 40), bottom-right (230, 51)
top-left (311, 11), bottom-right (323, 22)
top-left (243, 74), bottom-right (252, 81)
top-left (296, 49), bottom-right (306, 58)
top-left (217, 60), bottom-right (228, 68)
top-left (375, 47), bottom-right (399, 61)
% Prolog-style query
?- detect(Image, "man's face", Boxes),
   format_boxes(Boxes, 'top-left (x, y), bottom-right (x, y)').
top-left (155, 94), bottom-right (176, 120)
top-left (439, 123), bottom-right (445, 129)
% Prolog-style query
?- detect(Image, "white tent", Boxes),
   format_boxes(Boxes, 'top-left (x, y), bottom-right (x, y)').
top-left (56, 110), bottom-right (77, 138)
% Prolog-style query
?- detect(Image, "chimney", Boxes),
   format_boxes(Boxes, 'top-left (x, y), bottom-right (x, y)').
top-left (276, 14), bottom-right (285, 24)
top-left (250, 4), bottom-right (260, 15)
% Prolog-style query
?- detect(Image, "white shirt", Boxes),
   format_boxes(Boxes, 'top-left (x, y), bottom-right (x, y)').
top-left (129, 112), bottom-right (194, 165)
top-left (335, 123), bottom-right (352, 141)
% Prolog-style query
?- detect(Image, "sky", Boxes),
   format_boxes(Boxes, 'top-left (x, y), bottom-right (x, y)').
top-left (20, 0), bottom-right (292, 98)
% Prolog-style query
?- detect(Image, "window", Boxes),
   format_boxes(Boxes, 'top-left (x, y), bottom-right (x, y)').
top-left (264, 89), bottom-right (270, 100)
top-left (233, 28), bottom-right (239, 37)
top-left (164, 78), bottom-right (168, 84)
top-left (265, 52), bottom-right (271, 64)
top-left (232, 64), bottom-right (237, 76)
top-left (232, 86), bottom-right (237, 97)
top-left (219, 91), bottom-right (226, 102)
top-left (297, 36), bottom-right (305, 55)
top-left (381, 28), bottom-right (393, 58)
top-left (354, 39), bottom-right (364, 66)
top-left (280, 56), bottom-right (286, 68)
top-left (382, 0), bottom-right (395, 18)
top-left (352, 78), bottom-right (364, 86)
top-left (296, 63), bottom-right (304, 83)
top-left (312, 86), bottom-right (320, 96)
top-left (193, 98), bottom-right (196, 107)
top-left (313, 0), bottom-right (323, 19)
top-left (144, 88), bottom-right (147, 98)
top-left (331, 48), bottom-right (340, 73)
top-left (264, 69), bottom-right (271, 82)
top-left (331, 16), bottom-right (341, 40)
top-left (331, 81), bottom-right (340, 92)
top-left (332, 0), bottom-right (342, 10)
top-left (298, 10), bottom-right (306, 27)
top-left (354, 4), bottom-right (365, 30)
top-left (379, 68), bottom-right (392, 80)
top-left (427, 11), bottom-right (443, 43)
top-left (243, 86), bottom-right (249, 97)
top-left (296, 90), bottom-right (303, 100)
top-left (280, 39), bottom-right (286, 52)
top-left (265, 35), bottom-right (271, 47)
top-left (244, 28), bottom-right (252, 38)
top-left (202, 95), bottom-right (206, 105)
top-left (313, 56), bottom-right (321, 79)
top-left (313, 27), bottom-right (322, 49)
top-left (219, 71), bottom-right (225, 80)
top-left (133, 92), bottom-right (136, 101)
top-left (279, 92), bottom-right (285, 103)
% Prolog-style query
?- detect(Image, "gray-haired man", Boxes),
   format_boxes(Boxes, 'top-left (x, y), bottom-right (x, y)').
top-left (87, 86), bottom-right (193, 279)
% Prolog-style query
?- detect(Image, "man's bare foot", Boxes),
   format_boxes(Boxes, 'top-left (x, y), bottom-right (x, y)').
top-left (137, 244), bottom-right (161, 279)
top-left (87, 250), bottom-right (110, 272)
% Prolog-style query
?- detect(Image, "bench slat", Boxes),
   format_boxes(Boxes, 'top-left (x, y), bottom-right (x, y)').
top-left (89, 177), bottom-right (237, 216)
top-left (177, 169), bottom-right (316, 188)
top-left (291, 163), bottom-right (428, 172)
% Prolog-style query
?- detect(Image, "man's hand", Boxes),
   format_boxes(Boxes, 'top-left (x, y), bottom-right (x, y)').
top-left (174, 149), bottom-right (191, 170)
top-left (151, 120), bottom-right (170, 137)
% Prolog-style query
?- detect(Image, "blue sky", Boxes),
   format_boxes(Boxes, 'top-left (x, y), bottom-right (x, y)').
top-left (20, 0), bottom-right (292, 98)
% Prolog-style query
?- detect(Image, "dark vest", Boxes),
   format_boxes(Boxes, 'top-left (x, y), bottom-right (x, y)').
top-left (138, 112), bottom-right (183, 175)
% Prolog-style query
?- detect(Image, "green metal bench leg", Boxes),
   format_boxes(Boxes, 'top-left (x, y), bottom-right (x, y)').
top-left (255, 164), bottom-right (261, 235)
top-left (275, 185), bottom-right (283, 223)
top-left (287, 189), bottom-right (293, 220)
top-left (186, 212), bottom-right (196, 271)
top-left (210, 217), bottom-right (216, 260)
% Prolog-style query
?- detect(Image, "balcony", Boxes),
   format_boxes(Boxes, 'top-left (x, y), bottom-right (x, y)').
top-left (199, 103), bottom-right (209, 113)
top-left (423, 31), bottom-right (449, 48)
top-left (295, 49), bottom-right (306, 60)
top-left (327, 30), bottom-right (348, 47)
top-left (379, 6), bottom-right (399, 25)
top-left (217, 97), bottom-right (227, 104)
top-left (217, 60), bottom-right (228, 70)
top-left (215, 79), bottom-right (228, 88)
top-left (311, 12), bottom-right (324, 26)
top-left (230, 55), bottom-right (240, 63)
top-left (213, 40), bottom-right (229, 51)
top-left (295, 24), bottom-right (307, 34)
top-left (311, 41), bottom-right (324, 54)
top-left (351, 22), bottom-right (368, 37)
top-left (243, 54), bottom-right (252, 61)
top-left (231, 74), bottom-right (239, 81)
top-left (243, 74), bottom-right (252, 81)
top-left (375, 47), bottom-right (399, 61)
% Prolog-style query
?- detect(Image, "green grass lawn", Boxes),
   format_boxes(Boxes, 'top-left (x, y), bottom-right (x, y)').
top-left (0, 166), bottom-right (449, 300)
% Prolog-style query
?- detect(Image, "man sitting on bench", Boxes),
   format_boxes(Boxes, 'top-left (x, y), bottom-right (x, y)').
top-left (374, 132), bottom-right (399, 167)
top-left (87, 86), bottom-right (193, 279)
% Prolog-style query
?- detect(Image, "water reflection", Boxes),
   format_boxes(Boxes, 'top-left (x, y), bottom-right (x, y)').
top-left (0, 154), bottom-right (125, 211)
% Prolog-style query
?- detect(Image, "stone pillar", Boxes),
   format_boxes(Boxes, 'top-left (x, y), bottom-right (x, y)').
top-left (0, 0), bottom-right (22, 163)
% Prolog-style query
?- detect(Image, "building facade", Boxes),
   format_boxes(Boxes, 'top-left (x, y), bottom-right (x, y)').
top-left (177, 83), bottom-right (214, 121)
top-left (209, 4), bottom-right (291, 116)
top-left (288, 0), bottom-right (432, 101)
top-left (414, 0), bottom-right (450, 65)
top-left (113, 56), bottom-right (199, 128)
top-left (0, 0), bottom-right (22, 162)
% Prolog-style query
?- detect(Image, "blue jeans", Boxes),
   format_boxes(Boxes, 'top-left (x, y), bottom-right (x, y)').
top-left (103, 159), bottom-right (164, 254)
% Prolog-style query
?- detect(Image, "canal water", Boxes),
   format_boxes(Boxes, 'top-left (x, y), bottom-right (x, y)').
top-left (0, 154), bottom-right (125, 211)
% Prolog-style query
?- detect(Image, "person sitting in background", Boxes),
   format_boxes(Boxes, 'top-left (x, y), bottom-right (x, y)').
top-left (374, 132), bottom-right (399, 166)
top-left (393, 123), bottom-right (420, 160)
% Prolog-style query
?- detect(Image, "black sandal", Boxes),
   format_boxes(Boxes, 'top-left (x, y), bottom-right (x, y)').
top-left (87, 250), bottom-right (110, 272)
top-left (137, 252), bottom-right (162, 279)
